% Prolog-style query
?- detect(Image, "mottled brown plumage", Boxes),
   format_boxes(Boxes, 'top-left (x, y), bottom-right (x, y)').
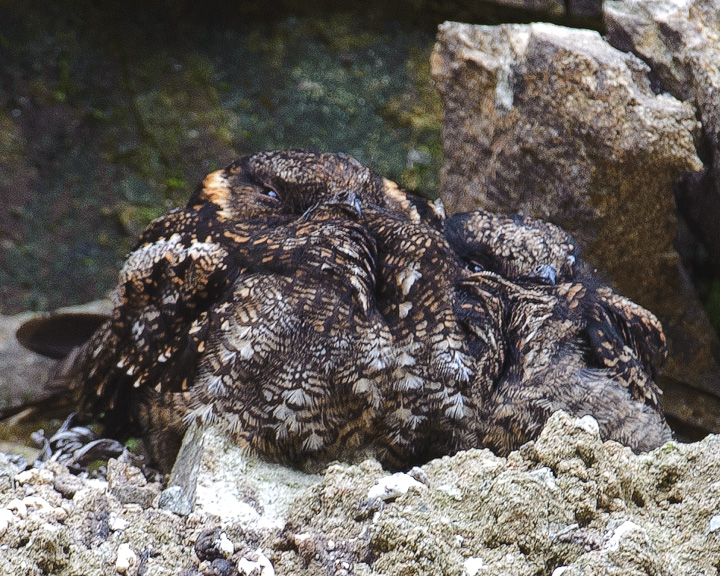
top-left (445, 211), bottom-right (578, 285)
top-left (225, 151), bottom-right (473, 465)
top-left (184, 200), bottom-right (394, 466)
top-left (43, 150), bottom-right (463, 470)
top-left (9, 152), bottom-right (671, 472)
top-left (364, 205), bottom-right (475, 465)
top-left (446, 210), bottom-right (671, 454)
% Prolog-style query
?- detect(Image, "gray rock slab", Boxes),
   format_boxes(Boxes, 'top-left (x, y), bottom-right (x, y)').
top-left (0, 300), bottom-right (112, 418)
top-left (606, 0), bottom-right (720, 298)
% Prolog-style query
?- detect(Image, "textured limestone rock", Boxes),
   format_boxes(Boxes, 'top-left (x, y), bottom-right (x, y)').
top-left (1, 412), bottom-right (719, 575)
top-left (431, 21), bottom-right (720, 435)
top-left (605, 0), bottom-right (720, 287)
top-left (282, 413), bottom-right (720, 575)
top-left (188, 425), bottom-right (322, 529)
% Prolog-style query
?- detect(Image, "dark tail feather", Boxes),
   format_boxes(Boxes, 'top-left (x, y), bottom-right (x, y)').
top-left (0, 344), bottom-right (89, 423)
top-left (2, 312), bottom-right (108, 424)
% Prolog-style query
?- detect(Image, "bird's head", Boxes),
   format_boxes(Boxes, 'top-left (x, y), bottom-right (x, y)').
top-left (444, 211), bottom-right (578, 285)
top-left (188, 149), bottom-right (442, 225)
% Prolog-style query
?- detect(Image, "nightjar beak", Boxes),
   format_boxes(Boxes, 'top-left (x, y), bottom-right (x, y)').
top-left (344, 191), bottom-right (362, 218)
top-left (331, 190), bottom-right (362, 218)
top-left (530, 264), bottom-right (557, 285)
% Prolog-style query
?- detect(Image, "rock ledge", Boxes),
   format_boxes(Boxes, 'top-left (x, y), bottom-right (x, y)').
top-left (1, 411), bottom-right (718, 575)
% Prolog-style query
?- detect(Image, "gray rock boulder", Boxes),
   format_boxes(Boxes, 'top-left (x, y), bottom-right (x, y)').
top-left (605, 0), bottom-right (720, 295)
top-left (604, 0), bottom-right (719, 112)
top-left (431, 21), bottom-right (720, 435)
top-left (0, 311), bottom-right (54, 418)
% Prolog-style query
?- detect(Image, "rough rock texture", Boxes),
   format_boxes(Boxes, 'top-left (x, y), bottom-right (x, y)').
top-left (431, 21), bottom-right (720, 435)
top-left (1, 412), bottom-right (718, 575)
top-left (605, 0), bottom-right (720, 284)
top-left (0, 311), bottom-right (54, 416)
top-left (0, 301), bottom-right (111, 422)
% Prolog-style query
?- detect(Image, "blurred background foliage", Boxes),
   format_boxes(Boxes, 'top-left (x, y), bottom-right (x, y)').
top-left (0, 0), bottom-right (470, 313)
top-left (3, 0), bottom-right (718, 339)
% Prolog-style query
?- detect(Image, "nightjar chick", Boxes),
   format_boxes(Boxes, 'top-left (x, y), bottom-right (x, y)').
top-left (446, 210), bottom-right (671, 455)
top-left (37, 152), bottom-right (402, 471)
top-left (238, 150), bottom-right (479, 466)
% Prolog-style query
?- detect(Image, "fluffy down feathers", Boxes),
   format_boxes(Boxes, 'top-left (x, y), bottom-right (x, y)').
top-left (445, 211), bottom-right (670, 455)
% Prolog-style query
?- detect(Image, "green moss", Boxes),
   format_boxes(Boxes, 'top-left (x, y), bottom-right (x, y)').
top-left (124, 437), bottom-right (142, 453)
top-left (704, 280), bottom-right (720, 336)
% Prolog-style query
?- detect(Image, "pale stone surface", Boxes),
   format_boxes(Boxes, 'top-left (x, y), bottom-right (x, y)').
top-left (431, 21), bottom-right (720, 434)
top-left (1, 412), bottom-right (719, 575)
top-left (367, 471), bottom-right (426, 501)
top-left (0, 300), bottom-right (111, 418)
top-left (605, 0), bottom-right (720, 291)
top-left (191, 425), bottom-right (322, 530)
top-left (0, 310), bottom-right (55, 413)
